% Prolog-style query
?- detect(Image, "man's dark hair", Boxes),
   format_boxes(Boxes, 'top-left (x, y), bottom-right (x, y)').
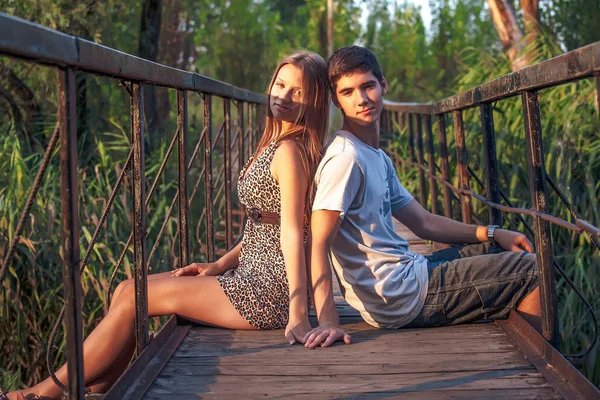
top-left (327, 46), bottom-right (384, 92)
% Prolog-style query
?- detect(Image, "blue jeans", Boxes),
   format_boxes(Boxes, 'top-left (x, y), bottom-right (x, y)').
top-left (404, 242), bottom-right (538, 328)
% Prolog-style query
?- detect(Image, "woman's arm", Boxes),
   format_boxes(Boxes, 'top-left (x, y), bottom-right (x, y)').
top-left (303, 209), bottom-right (351, 348)
top-left (271, 141), bottom-right (312, 344)
top-left (214, 239), bottom-right (243, 271)
top-left (172, 237), bottom-right (243, 276)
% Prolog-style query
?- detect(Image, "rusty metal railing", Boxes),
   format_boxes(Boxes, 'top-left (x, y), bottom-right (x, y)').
top-left (0, 12), bottom-right (264, 399)
top-left (381, 41), bottom-right (600, 356)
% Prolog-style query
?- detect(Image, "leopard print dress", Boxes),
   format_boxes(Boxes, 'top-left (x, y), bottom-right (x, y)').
top-left (217, 141), bottom-right (297, 330)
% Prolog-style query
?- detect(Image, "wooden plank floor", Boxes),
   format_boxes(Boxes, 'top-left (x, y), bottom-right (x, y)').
top-left (143, 224), bottom-right (561, 399)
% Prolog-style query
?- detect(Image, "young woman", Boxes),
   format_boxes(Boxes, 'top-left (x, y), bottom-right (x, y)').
top-left (4, 50), bottom-right (330, 400)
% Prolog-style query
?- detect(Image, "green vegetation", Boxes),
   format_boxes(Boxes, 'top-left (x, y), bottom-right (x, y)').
top-left (1, 0), bottom-right (598, 390)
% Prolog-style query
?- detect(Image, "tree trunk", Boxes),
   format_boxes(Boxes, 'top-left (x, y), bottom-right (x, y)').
top-left (139, 0), bottom-right (162, 144)
top-left (318, 7), bottom-right (328, 59)
top-left (521, 0), bottom-right (540, 46)
top-left (487, 0), bottom-right (530, 71)
top-left (0, 65), bottom-right (42, 152)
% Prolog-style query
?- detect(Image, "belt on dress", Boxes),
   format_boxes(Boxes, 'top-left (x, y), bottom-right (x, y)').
top-left (246, 207), bottom-right (280, 225)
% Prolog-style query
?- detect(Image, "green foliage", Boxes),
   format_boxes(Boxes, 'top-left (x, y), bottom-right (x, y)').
top-left (541, 0), bottom-right (600, 51)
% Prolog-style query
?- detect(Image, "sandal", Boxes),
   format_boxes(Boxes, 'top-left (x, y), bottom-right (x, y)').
top-left (60, 392), bottom-right (104, 400)
top-left (0, 388), bottom-right (48, 400)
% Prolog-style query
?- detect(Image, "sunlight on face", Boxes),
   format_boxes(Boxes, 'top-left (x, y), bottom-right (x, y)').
top-left (334, 71), bottom-right (387, 127)
top-left (270, 64), bottom-right (305, 128)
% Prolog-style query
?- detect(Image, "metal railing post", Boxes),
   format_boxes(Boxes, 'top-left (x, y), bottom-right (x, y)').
top-left (480, 103), bottom-right (502, 226)
top-left (416, 115), bottom-right (427, 208)
top-left (204, 95), bottom-right (215, 262)
top-left (453, 110), bottom-right (472, 224)
top-left (237, 101), bottom-right (245, 236)
top-left (58, 66), bottom-right (85, 400)
top-left (177, 90), bottom-right (190, 268)
top-left (425, 115), bottom-right (438, 214)
top-left (407, 113), bottom-right (415, 164)
top-left (131, 82), bottom-right (149, 355)
top-left (223, 98), bottom-right (233, 248)
top-left (522, 91), bottom-right (559, 347)
top-left (437, 114), bottom-right (453, 219)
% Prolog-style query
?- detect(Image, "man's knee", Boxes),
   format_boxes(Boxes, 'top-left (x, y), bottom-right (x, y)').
top-left (522, 252), bottom-right (537, 274)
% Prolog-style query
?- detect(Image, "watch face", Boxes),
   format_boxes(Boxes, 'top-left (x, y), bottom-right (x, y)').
top-left (487, 225), bottom-right (498, 242)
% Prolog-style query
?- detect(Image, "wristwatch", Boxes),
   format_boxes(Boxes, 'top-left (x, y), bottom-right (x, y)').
top-left (487, 225), bottom-right (500, 246)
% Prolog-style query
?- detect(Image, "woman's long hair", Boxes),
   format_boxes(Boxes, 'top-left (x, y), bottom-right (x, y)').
top-left (254, 51), bottom-right (330, 221)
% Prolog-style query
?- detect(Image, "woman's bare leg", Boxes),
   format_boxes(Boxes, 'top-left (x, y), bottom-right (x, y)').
top-left (109, 271), bottom-right (174, 309)
top-left (87, 271), bottom-right (185, 392)
top-left (10, 275), bottom-right (252, 400)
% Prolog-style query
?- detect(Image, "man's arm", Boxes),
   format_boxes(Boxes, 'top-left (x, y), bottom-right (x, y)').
top-left (303, 209), bottom-right (351, 348)
top-left (393, 200), bottom-right (533, 252)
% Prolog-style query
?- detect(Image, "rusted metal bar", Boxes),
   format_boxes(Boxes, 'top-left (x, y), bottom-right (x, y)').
top-left (407, 113), bottom-right (415, 163)
top-left (223, 98), bottom-right (233, 249)
top-left (383, 100), bottom-right (435, 115)
top-left (480, 103), bottom-right (502, 226)
top-left (386, 110), bottom-right (390, 132)
top-left (83, 151), bottom-right (132, 289)
top-left (384, 110), bottom-right (390, 132)
top-left (131, 82), bottom-right (148, 355)
top-left (398, 112), bottom-right (405, 131)
top-left (397, 156), bottom-right (599, 234)
top-left (453, 110), bottom-right (472, 224)
top-left (237, 101), bottom-right (245, 237)
top-left (415, 115), bottom-right (427, 208)
top-left (437, 114), bottom-right (453, 219)
top-left (147, 128), bottom-right (208, 268)
top-left (0, 14), bottom-right (264, 104)
top-left (0, 123), bottom-right (59, 282)
top-left (204, 95), bottom-right (215, 262)
top-left (177, 90), bottom-right (190, 268)
top-left (237, 102), bottom-right (245, 177)
top-left (248, 102), bottom-right (254, 157)
top-left (424, 115), bottom-right (438, 215)
top-left (435, 43), bottom-right (600, 113)
top-left (257, 103), bottom-right (265, 144)
top-left (6, 12), bottom-right (600, 114)
top-left (58, 67), bottom-right (84, 400)
top-left (545, 174), bottom-right (600, 246)
top-left (522, 90), bottom-right (559, 348)
top-left (497, 312), bottom-right (600, 400)
top-left (104, 316), bottom-right (191, 400)
top-left (577, 219), bottom-right (600, 237)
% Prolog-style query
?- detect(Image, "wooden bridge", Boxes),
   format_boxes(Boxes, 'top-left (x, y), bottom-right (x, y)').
top-left (106, 223), bottom-right (587, 399)
top-left (1, 12), bottom-right (600, 399)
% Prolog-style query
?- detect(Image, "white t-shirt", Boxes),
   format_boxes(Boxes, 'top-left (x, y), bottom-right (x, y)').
top-left (313, 130), bottom-right (429, 328)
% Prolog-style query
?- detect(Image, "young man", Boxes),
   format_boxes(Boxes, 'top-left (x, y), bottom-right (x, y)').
top-left (303, 46), bottom-right (540, 348)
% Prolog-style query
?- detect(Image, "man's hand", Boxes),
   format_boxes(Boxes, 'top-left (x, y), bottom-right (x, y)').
top-left (303, 324), bottom-right (352, 348)
top-left (285, 318), bottom-right (313, 345)
top-left (494, 229), bottom-right (533, 252)
top-left (172, 262), bottom-right (223, 277)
